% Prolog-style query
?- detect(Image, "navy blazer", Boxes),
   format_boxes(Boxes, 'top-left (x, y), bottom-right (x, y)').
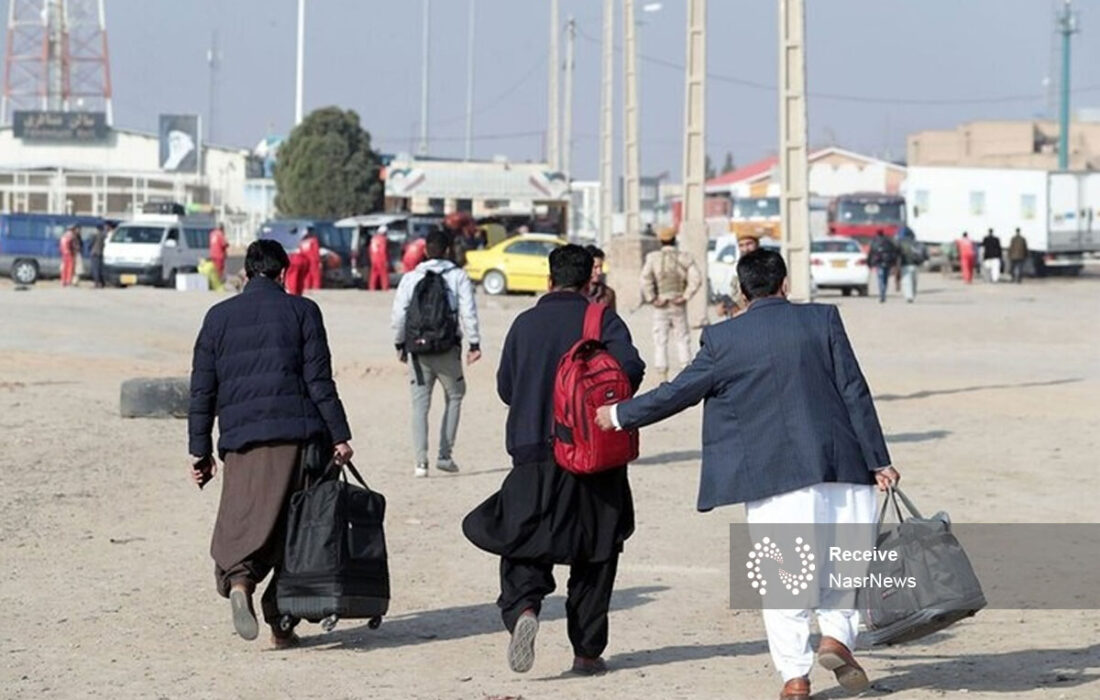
top-left (616, 297), bottom-right (890, 510)
top-left (497, 291), bottom-right (645, 465)
top-left (188, 275), bottom-right (352, 458)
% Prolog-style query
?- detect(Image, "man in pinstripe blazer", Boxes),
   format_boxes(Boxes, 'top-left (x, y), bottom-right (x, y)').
top-left (596, 248), bottom-right (900, 700)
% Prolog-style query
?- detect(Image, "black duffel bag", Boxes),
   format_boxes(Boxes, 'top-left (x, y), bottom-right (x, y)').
top-left (276, 460), bottom-right (390, 633)
top-left (857, 487), bottom-right (986, 646)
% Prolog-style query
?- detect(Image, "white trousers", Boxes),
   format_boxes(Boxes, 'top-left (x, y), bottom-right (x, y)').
top-left (983, 258), bottom-right (1001, 283)
top-left (745, 482), bottom-right (877, 682)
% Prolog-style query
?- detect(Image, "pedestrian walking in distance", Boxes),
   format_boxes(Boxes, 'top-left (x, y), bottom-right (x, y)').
top-left (981, 228), bottom-right (1003, 283)
top-left (392, 229), bottom-right (481, 478)
top-left (1009, 228), bottom-right (1029, 283)
top-left (957, 231), bottom-right (976, 284)
top-left (866, 230), bottom-right (897, 303)
top-left (90, 223), bottom-right (109, 288)
top-left (188, 239), bottom-right (354, 649)
top-left (640, 226), bottom-right (702, 382)
top-left (208, 222), bottom-right (229, 282)
top-left (368, 225), bottom-right (390, 291)
top-left (596, 248), bottom-right (899, 700)
top-left (464, 244), bottom-right (645, 677)
top-left (896, 228), bottom-right (927, 303)
top-left (585, 244), bottom-right (617, 311)
top-left (58, 226), bottom-right (77, 287)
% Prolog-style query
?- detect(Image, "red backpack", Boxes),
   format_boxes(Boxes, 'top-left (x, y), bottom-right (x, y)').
top-left (552, 303), bottom-right (640, 474)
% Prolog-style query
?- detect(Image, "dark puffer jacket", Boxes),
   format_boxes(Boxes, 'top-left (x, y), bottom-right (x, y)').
top-left (188, 275), bottom-right (351, 458)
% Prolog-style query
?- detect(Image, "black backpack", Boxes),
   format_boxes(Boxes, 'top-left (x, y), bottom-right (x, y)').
top-left (405, 270), bottom-right (460, 355)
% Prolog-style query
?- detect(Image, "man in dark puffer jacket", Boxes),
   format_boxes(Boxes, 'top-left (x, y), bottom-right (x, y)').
top-left (188, 239), bottom-right (353, 648)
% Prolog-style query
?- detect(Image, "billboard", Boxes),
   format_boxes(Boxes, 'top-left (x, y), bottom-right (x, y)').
top-left (13, 111), bottom-right (108, 142)
top-left (158, 114), bottom-right (201, 173)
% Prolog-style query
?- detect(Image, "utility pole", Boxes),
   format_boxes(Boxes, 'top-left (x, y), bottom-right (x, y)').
top-left (682, 0), bottom-right (707, 327)
top-left (622, 0), bottom-right (641, 237)
top-left (562, 16), bottom-right (575, 177)
top-left (418, 0), bottom-right (431, 156)
top-left (547, 0), bottom-right (561, 170)
top-left (1057, 0), bottom-right (1077, 171)
top-left (295, 0), bottom-right (305, 124)
top-left (464, 0), bottom-right (476, 160)
top-left (207, 30), bottom-right (220, 143)
top-left (598, 0), bottom-right (614, 244)
top-left (778, 0), bottom-right (811, 302)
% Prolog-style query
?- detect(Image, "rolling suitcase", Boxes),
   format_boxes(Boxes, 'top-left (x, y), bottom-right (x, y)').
top-left (276, 460), bottom-right (390, 633)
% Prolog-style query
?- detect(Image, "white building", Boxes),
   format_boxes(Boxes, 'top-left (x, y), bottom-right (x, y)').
top-left (0, 125), bottom-right (269, 243)
top-left (384, 155), bottom-right (569, 220)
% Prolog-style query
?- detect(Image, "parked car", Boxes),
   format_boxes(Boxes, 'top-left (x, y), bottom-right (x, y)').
top-left (706, 234), bottom-right (782, 302)
top-left (810, 237), bottom-right (869, 297)
top-left (464, 233), bottom-right (566, 295)
top-left (334, 213), bottom-right (444, 286)
top-left (103, 213), bottom-right (214, 287)
top-left (0, 213), bottom-right (107, 285)
top-left (256, 219), bottom-right (354, 288)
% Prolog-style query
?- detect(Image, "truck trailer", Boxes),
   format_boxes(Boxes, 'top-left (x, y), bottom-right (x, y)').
top-left (905, 166), bottom-right (1100, 275)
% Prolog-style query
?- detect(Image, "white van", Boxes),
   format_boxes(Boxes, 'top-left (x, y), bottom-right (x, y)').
top-left (103, 213), bottom-right (214, 287)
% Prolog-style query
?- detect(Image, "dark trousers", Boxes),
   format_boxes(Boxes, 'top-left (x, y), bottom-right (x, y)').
top-left (90, 255), bottom-right (104, 287)
top-left (498, 554), bottom-right (620, 659)
top-left (211, 443), bottom-right (302, 624)
top-left (875, 266), bottom-right (890, 301)
top-left (1011, 259), bottom-right (1025, 283)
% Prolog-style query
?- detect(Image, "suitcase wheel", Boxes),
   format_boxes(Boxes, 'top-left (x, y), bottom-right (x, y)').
top-left (277, 614), bottom-right (299, 633)
top-left (320, 614), bottom-right (339, 633)
top-left (368, 616), bottom-right (382, 630)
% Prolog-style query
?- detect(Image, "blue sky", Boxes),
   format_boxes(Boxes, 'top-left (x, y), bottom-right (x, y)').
top-left (84, 0), bottom-right (1100, 178)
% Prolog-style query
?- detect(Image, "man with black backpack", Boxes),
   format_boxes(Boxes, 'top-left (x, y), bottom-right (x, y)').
top-left (866, 230), bottom-right (898, 304)
top-left (463, 245), bottom-right (645, 677)
top-left (392, 229), bottom-right (481, 478)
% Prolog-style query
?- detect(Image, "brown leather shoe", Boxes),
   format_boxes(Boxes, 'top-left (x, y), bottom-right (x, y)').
top-left (818, 636), bottom-right (870, 693)
top-left (779, 676), bottom-right (810, 700)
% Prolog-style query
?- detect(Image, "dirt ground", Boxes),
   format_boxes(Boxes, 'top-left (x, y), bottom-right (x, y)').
top-left (1, 269), bottom-right (1098, 700)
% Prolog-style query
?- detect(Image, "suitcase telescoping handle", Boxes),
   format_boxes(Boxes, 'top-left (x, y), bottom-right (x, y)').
top-left (875, 485), bottom-right (924, 527)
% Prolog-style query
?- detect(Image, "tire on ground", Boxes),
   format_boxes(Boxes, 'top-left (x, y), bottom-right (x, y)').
top-left (120, 377), bottom-right (190, 418)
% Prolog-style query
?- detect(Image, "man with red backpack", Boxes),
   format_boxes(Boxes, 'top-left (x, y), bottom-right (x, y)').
top-left (463, 244), bottom-right (645, 677)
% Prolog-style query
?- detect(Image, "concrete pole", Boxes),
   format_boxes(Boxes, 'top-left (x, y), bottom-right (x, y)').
top-left (598, 0), bottom-right (614, 244)
top-left (295, 0), bottom-right (305, 124)
top-left (1057, 0), bottom-right (1076, 171)
top-left (682, 0), bottom-right (708, 327)
top-left (547, 0), bottom-right (560, 171)
top-left (417, 0), bottom-right (431, 156)
top-left (464, 0), bottom-right (476, 161)
top-left (622, 0), bottom-right (641, 237)
top-left (778, 0), bottom-right (811, 302)
top-left (562, 16), bottom-right (575, 177)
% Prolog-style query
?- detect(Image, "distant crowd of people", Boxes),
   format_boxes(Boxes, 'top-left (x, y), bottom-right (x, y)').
top-left (865, 226), bottom-right (1031, 304)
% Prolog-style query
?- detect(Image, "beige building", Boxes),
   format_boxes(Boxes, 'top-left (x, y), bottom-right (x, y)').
top-left (908, 119), bottom-right (1100, 170)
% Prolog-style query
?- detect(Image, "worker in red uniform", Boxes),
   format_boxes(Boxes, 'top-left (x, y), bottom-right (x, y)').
top-left (300, 227), bottom-right (323, 291)
top-left (208, 223), bottom-right (229, 281)
top-left (402, 235), bottom-right (427, 274)
top-left (368, 225), bottom-right (390, 290)
top-left (59, 226), bottom-right (77, 287)
top-left (957, 231), bottom-right (976, 284)
top-left (285, 249), bottom-right (307, 296)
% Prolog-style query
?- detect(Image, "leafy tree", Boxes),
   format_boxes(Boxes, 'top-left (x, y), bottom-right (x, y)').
top-left (721, 151), bottom-right (736, 174)
top-left (274, 107), bottom-right (383, 218)
top-left (705, 154), bottom-right (716, 180)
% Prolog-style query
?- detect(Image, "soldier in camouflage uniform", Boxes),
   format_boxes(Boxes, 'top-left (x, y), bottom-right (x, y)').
top-left (640, 226), bottom-right (703, 382)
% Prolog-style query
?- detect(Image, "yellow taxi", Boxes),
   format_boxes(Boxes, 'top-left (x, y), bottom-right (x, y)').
top-left (464, 234), bottom-right (567, 295)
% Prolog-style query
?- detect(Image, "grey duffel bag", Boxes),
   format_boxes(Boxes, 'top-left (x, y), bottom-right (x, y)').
top-left (857, 487), bottom-right (986, 646)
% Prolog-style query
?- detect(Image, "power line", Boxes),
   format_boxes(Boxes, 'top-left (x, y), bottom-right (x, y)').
top-left (574, 25), bottom-right (1100, 107)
